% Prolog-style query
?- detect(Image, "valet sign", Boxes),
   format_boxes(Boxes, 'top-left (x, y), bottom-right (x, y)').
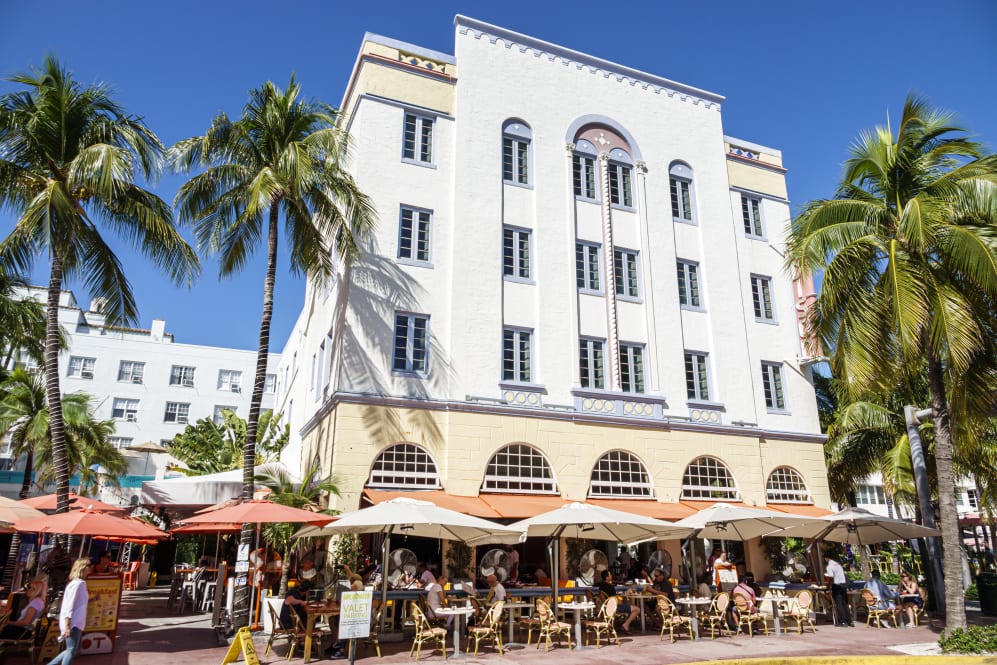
top-left (338, 591), bottom-right (372, 639)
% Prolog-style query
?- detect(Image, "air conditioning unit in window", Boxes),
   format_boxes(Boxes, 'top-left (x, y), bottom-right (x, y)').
top-left (230, 385), bottom-right (241, 392)
top-left (132, 376), bottom-right (143, 384)
top-left (183, 380), bottom-right (194, 387)
top-left (125, 414), bottom-right (137, 422)
top-left (81, 371), bottom-right (94, 379)
top-left (177, 417), bottom-right (188, 424)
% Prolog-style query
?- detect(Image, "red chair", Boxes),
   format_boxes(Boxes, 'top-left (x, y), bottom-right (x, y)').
top-left (122, 562), bottom-right (141, 590)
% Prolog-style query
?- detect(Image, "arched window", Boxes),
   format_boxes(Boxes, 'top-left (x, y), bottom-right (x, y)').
top-left (502, 120), bottom-right (532, 186)
top-left (366, 443), bottom-right (441, 489)
top-left (589, 450), bottom-right (653, 497)
top-left (607, 148), bottom-right (634, 208)
top-left (681, 456), bottom-right (738, 500)
top-left (482, 443), bottom-right (557, 494)
top-left (572, 139), bottom-right (598, 201)
top-left (766, 467), bottom-right (812, 503)
top-left (669, 162), bottom-right (695, 224)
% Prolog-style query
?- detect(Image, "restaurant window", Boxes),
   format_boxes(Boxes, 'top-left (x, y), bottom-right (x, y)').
top-left (681, 456), bottom-right (738, 500)
top-left (765, 467), bottom-right (812, 504)
top-left (367, 442), bottom-right (441, 489)
top-left (588, 450), bottom-right (653, 498)
top-left (482, 443), bottom-right (557, 494)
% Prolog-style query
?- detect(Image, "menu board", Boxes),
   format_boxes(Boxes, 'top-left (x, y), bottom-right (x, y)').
top-left (80, 574), bottom-right (123, 655)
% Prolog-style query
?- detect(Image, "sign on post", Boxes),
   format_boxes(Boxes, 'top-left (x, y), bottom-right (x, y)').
top-left (338, 590), bottom-right (373, 640)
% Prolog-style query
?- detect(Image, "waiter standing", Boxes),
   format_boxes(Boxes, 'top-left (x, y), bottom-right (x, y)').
top-left (824, 557), bottom-right (853, 627)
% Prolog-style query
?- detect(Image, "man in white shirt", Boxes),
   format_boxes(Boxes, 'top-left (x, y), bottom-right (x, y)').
top-left (824, 557), bottom-right (852, 627)
top-left (48, 558), bottom-right (90, 665)
top-left (425, 575), bottom-right (452, 627)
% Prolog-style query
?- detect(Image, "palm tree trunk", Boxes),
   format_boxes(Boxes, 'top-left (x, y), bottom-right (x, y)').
top-left (279, 546), bottom-right (291, 599)
top-left (927, 351), bottom-right (966, 632)
top-left (45, 254), bottom-right (70, 515)
top-left (20, 447), bottom-right (33, 499)
top-left (233, 203), bottom-right (280, 629)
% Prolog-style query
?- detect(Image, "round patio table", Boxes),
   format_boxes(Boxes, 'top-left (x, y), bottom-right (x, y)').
top-left (559, 600), bottom-right (594, 650)
top-left (676, 597), bottom-right (712, 639)
top-left (435, 605), bottom-right (475, 659)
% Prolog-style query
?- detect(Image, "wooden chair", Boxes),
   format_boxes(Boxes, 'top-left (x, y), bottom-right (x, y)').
top-left (782, 590), bottom-right (818, 634)
top-left (657, 597), bottom-right (694, 642)
top-left (263, 603), bottom-right (304, 661)
top-left (861, 589), bottom-right (897, 629)
top-left (732, 592), bottom-right (768, 637)
top-left (409, 603), bottom-right (447, 660)
top-left (519, 598), bottom-right (546, 646)
top-left (467, 600), bottom-right (504, 656)
top-left (364, 606), bottom-right (382, 658)
top-left (534, 599), bottom-right (573, 652)
top-left (701, 592), bottom-right (730, 639)
top-left (122, 561), bottom-right (141, 591)
top-left (583, 596), bottom-right (619, 647)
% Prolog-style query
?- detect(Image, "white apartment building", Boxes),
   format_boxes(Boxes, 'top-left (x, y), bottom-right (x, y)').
top-left (853, 471), bottom-right (980, 520)
top-left (2, 287), bottom-right (279, 504)
top-left (275, 17), bottom-right (829, 575)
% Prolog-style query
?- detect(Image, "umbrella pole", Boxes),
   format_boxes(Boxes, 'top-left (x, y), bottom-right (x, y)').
top-left (689, 535), bottom-right (698, 590)
top-left (379, 531), bottom-right (390, 635)
top-left (249, 523), bottom-right (260, 630)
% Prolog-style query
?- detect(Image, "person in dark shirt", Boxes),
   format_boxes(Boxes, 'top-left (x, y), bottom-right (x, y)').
top-left (596, 570), bottom-right (639, 634)
top-left (279, 580), bottom-right (313, 628)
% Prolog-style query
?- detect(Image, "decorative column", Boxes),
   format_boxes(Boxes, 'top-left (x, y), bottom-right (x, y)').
top-left (598, 151), bottom-right (621, 391)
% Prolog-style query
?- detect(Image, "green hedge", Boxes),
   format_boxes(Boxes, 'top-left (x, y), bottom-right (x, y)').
top-left (966, 583), bottom-right (979, 600)
top-left (939, 624), bottom-right (997, 654)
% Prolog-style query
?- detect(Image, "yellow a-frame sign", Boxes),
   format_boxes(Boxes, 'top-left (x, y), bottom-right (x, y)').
top-left (220, 627), bottom-right (260, 665)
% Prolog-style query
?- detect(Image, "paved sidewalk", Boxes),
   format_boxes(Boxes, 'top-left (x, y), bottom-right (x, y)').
top-left (14, 589), bottom-right (997, 664)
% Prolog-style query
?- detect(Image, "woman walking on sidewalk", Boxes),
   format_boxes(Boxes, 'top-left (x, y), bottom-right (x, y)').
top-left (48, 559), bottom-right (90, 665)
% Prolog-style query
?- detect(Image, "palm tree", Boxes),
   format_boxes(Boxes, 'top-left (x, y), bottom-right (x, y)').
top-left (170, 77), bottom-right (375, 625)
top-left (256, 464), bottom-right (339, 597)
top-left (787, 94), bottom-right (997, 632)
top-left (167, 409), bottom-right (288, 476)
top-left (0, 267), bottom-right (48, 375)
top-left (0, 57), bottom-right (200, 514)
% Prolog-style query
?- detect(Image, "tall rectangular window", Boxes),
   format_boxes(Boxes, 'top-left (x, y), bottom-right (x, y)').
top-left (573, 155), bottom-right (596, 199)
top-left (402, 113), bottom-right (433, 164)
top-left (578, 338), bottom-right (605, 389)
top-left (502, 136), bottom-right (529, 184)
top-left (608, 162), bottom-right (633, 207)
top-left (393, 313), bottom-right (429, 374)
top-left (619, 343), bottom-right (645, 393)
top-left (117, 360), bottom-right (145, 383)
top-left (398, 207), bottom-right (432, 263)
top-left (575, 242), bottom-right (601, 292)
top-left (751, 275), bottom-right (775, 321)
top-left (112, 398), bottom-right (139, 421)
top-left (164, 401), bottom-right (191, 424)
top-left (169, 365), bottom-right (195, 387)
top-left (265, 373), bottom-right (276, 393)
top-left (684, 352), bottom-right (710, 400)
top-left (67, 356), bottom-right (96, 379)
top-left (742, 194), bottom-right (764, 237)
top-left (217, 369), bottom-right (242, 392)
top-left (213, 405), bottom-right (237, 425)
top-left (107, 437), bottom-right (133, 450)
top-left (614, 249), bottom-right (640, 298)
top-left (502, 328), bottom-right (532, 383)
top-left (676, 260), bottom-right (701, 308)
top-left (502, 227), bottom-right (531, 280)
top-left (670, 177), bottom-right (693, 222)
top-left (762, 362), bottom-right (786, 410)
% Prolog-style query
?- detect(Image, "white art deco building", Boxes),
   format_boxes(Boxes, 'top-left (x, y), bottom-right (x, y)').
top-left (275, 17), bottom-right (830, 574)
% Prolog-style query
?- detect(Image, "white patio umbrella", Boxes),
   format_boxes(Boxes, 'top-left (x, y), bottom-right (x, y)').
top-left (509, 502), bottom-right (692, 613)
top-left (295, 497), bottom-right (524, 630)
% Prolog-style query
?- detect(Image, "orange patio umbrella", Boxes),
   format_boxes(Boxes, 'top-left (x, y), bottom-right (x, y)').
top-left (13, 508), bottom-right (167, 540)
top-left (20, 493), bottom-right (126, 513)
top-left (182, 499), bottom-right (334, 526)
top-left (171, 521), bottom-right (242, 535)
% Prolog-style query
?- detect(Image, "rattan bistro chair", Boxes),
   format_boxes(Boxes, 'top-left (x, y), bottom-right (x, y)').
top-left (732, 592), bottom-right (768, 637)
top-left (467, 600), bottom-right (505, 656)
top-left (658, 597), bottom-right (694, 642)
top-left (535, 599), bottom-right (573, 652)
top-left (583, 596), bottom-right (620, 647)
top-left (409, 603), bottom-right (447, 660)
top-left (861, 589), bottom-right (898, 629)
top-left (782, 590), bottom-right (818, 634)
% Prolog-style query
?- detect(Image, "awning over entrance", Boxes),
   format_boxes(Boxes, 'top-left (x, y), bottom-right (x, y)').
top-left (586, 498), bottom-right (695, 521)
top-left (766, 503), bottom-right (834, 517)
top-left (362, 490), bottom-right (502, 518)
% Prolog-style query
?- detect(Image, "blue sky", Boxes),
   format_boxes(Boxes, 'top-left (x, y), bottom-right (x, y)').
top-left (2, 0), bottom-right (995, 351)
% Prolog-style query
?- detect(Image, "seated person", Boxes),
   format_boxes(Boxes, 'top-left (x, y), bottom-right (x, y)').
top-left (864, 570), bottom-right (898, 610)
top-left (484, 573), bottom-right (506, 604)
top-left (92, 551), bottom-right (114, 574)
top-left (898, 571), bottom-right (923, 627)
top-left (533, 567), bottom-right (551, 586)
top-left (696, 573), bottom-right (713, 599)
top-left (648, 568), bottom-right (676, 603)
top-left (0, 580), bottom-right (46, 639)
top-left (425, 575), bottom-right (452, 627)
top-left (597, 570), bottom-right (639, 634)
top-left (279, 579), bottom-right (313, 628)
top-left (733, 573), bottom-right (758, 613)
top-left (417, 562), bottom-right (436, 587)
top-left (633, 564), bottom-right (654, 585)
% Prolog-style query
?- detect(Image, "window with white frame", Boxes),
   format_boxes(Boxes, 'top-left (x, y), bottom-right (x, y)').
top-left (751, 275), bottom-right (775, 321)
top-left (217, 369), bottom-right (242, 392)
top-left (741, 194), bottom-right (764, 237)
top-left (398, 206), bottom-right (431, 263)
top-left (575, 242), bottom-right (601, 292)
top-left (169, 365), bottom-right (195, 387)
top-left (367, 442), bottom-right (441, 489)
top-left (676, 260), bottom-right (701, 308)
top-left (265, 373), bottom-right (276, 393)
top-left (111, 398), bottom-right (139, 421)
top-left (670, 163), bottom-right (695, 223)
top-left (502, 227), bottom-right (531, 280)
top-left (14, 352), bottom-right (38, 374)
top-left (502, 121), bottom-right (531, 185)
top-left (969, 488), bottom-right (979, 510)
top-left (761, 362), bottom-right (786, 410)
top-left (213, 405), bottom-right (237, 425)
top-left (614, 248), bottom-right (640, 298)
top-left (117, 360), bottom-right (145, 384)
top-left (589, 450), bottom-right (653, 497)
top-left (855, 484), bottom-right (886, 505)
top-left (502, 328), bottom-right (532, 383)
top-left (684, 352), bottom-right (710, 401)
top-left (681, 456), bottom-right (738, 500)
top-left (766, 467), bottom-right (812, 503)
top-left (572, 141), bottom-right (597, 200)
top-left (607, 149), bottom-right (633, 207)
top-left (108, 436), bottom-right (133, 450)
top-left (67, 356), bottom-right (96, 379)
top-left (164, 402), bottom-right (190, 424)
top-left (578, 338), bottom-right (605, 390)
top-left (393, 313), bottom-right (429, 374)
top-left (482, 443), bottom-right (557, 494)
top-left (619, 343), bottom-right (645, 393)
top-left (402, 112), bottom-right (433, 164)
top-left (320, 332), bottom-right (332, 394)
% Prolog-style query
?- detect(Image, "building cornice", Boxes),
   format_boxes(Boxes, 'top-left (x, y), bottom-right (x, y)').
top-left (455, 16), bottom-right (725, 112)
top-left (299, 391), bottom-right (827, 445)
top-left (726, 151), bottom-right (788, 174)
